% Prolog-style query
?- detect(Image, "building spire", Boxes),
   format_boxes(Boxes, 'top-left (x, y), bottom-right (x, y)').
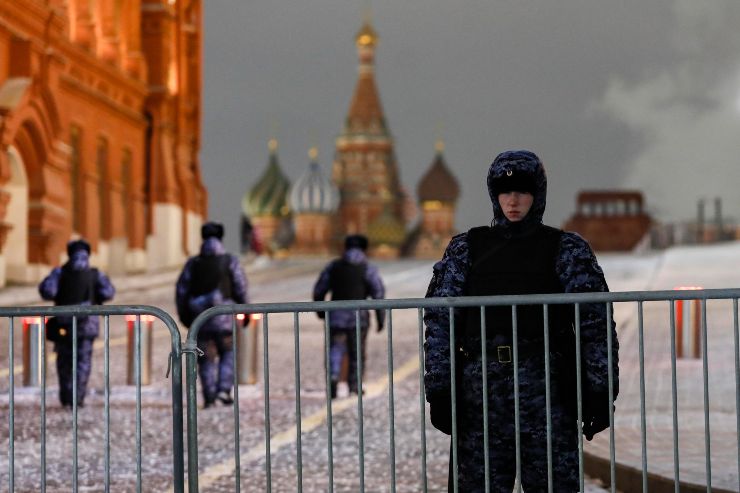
top-left (357, 1), bottom-right (376, 47)
top-left (346, 16), bottom-right (385, 130)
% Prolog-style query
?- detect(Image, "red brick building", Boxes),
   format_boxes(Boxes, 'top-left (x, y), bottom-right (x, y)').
top-left (562, 190), bottom-right (652, 251)
top-left (0, 0), bottom-right (206, 285)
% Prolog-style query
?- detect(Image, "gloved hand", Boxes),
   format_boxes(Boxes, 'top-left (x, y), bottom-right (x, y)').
top-left (316, 311), bottom-right (326, 320)
top-left (429, 394), bottom-right (453, 435)
top-left (582, 392), bottom-right (613, 441)
top-left (376, 323), bottom-right (384, 333)
top-left (241, 314), bottom-right (251, 328)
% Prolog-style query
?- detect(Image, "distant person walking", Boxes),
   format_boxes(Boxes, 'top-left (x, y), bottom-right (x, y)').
top-left (313, 234), bottom-right (385, 398)
top-left (39, 239), bottom-right (115, 408)
top-left (176, 221), bottom-right (249, 408)
top-left (424, 150), bottom-right (619, 491)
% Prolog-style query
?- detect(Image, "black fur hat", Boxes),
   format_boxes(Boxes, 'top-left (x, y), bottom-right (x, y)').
top-left (344, 234), bottom-right (369, 251)
top-left (201, 221), bottom-right (225, 240)
top-left (67, 239), bottom-right (91, 257)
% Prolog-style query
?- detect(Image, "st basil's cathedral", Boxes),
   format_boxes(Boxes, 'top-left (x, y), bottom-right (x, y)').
top-left (243, 19), bottom-right (461, 259)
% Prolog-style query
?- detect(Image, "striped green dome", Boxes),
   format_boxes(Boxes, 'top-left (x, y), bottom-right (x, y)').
top-left (243, 141), bottom-right (291, 217)
top-left (367, 207), bottom-right (406, 246)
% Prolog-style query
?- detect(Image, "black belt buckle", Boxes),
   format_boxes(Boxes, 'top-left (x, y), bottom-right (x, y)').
top-left (497, 345), bottom-right (511, 363)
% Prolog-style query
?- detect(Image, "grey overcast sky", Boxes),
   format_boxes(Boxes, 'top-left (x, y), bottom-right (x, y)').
top-left (202, 0), bottom-right (740, 252)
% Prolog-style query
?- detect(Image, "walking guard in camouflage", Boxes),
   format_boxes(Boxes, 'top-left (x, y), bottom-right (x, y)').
top-left (424, 150), bottom-right (619, 492)
top-left (176, 222), bottom-right (249, 408)
top-left (313, 234), bottom-right (385, 398)
top-left (39, 239), bottom-right (116, 408)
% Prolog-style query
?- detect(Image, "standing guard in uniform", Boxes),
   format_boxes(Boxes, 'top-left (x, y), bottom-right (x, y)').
top-left (176, 221), bottom-right (249, 408)
top-left (424, 150), bottom-right (619, 492)
top-left (313, 234), bottom-right (385, 398)
top-left (39, 239), bottom-right (116, 408)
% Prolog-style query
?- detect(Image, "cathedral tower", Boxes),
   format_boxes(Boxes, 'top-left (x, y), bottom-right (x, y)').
top-left (333, 19), bottom-right (406, 251)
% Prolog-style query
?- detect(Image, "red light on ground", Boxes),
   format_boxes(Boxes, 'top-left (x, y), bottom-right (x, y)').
top-left (125, 315), bottom-right (156, 322)
top-left (236, 314), bottom-right (245, 321)
top-left (251, 314), bottom-right (263, 321)
top-left (23, 317), bottom-right (44, 325)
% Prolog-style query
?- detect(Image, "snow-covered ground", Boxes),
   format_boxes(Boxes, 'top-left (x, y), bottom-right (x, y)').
top-left (3, 240), bottom-right (740, 491)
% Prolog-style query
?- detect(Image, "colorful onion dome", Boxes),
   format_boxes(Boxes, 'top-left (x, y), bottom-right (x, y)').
top-left (367, 206), bottom-right (406, 246)
top-left (243, 139), bottom-right (291, 217)
top-left (417, 140), bottom-right (460, 203)
top-left (289, 148), bottom-right (339, 214)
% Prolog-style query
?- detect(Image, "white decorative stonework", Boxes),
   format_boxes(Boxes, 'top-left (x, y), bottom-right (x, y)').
top-left (146, 203), bottom-right (186, 271)
top-left (186, 210), bottom-right (202, 256)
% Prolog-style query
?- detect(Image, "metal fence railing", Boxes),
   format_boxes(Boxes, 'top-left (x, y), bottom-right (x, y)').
top-left (184, 289), bottom-right (740, 493)
top-left (4, 289), bottom-right (740, 492)
top-left (1, 305), bottom-right (185, 493)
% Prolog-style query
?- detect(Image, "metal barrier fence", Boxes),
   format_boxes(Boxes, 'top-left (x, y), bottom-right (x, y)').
top-left (3, 290), bottom-right (739, 492)
top-left (2, 305), bottom-right (185, 493)
top-left (185, 288), bottom-right (740, 493)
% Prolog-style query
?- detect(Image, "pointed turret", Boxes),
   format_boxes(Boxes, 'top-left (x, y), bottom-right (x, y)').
top-left (347, 20), bottom-right (385, 130)
top-left (333, 18), bottom-right (406, 256)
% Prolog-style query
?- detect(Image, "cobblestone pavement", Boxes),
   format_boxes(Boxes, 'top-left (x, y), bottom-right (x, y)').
top-left (0, 254), bottom-right (661, 492)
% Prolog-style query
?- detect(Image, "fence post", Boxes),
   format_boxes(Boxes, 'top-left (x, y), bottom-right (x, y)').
top-left (237, 314), bottom-right (261, 385)
top-left (22, 317), bottom-right (44, 387)
top-left (674, 286), bottom-right (702, 359)
top-left (127, 315), bottom-right (154, 385)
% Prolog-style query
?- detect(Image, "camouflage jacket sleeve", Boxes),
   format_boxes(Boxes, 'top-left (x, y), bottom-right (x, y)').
top-left (38, 267), bottom-right (62, 301)
top-left (555, 232), bottom-right (619, 398)
top-left (94, 270), bottom-right (116, 303)
top-left (312, 261), bottom-right (335, 302)
top-left (365, 263), bottom-right (386, 328)
top-left (228, 254), bottom-right (249, 305)
top-left (423, 233), bottom-right (470, 401)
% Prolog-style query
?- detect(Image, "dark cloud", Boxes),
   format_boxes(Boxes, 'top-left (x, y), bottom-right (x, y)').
top-left (203, 1), bottom-right (740, 251)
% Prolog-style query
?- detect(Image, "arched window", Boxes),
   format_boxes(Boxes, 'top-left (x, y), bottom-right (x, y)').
top-left (70, 126), bottom-right (83, 233)
top-left (121, 147), bottom-right (132, 236)
top-left (96, 136), bottom-right (109, 239)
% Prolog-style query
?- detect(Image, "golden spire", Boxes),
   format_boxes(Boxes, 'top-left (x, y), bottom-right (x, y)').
top-left (356, 19), bottom-right (378, 47)
top-left (435, 139), bottom-right (445, 153)
top-left (308, 146), bottom-right (318, 160)
top-left (268, 138), bottom-right (278, 152)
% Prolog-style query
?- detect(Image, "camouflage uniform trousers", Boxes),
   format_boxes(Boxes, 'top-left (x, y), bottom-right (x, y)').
top-left (328, 326), bottom-right (369, 393)
top-left (453, 354), bottom-right (579, 492)
top-left (56, 337), bottom-right (95, 406)
top-left (197, 330), bottom-right (234, 403)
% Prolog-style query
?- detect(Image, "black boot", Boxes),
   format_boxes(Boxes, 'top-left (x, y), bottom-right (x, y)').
top-left (330, 380), bottom-right (338, 399)
top-left (217, 390), bottom-right (234, 405)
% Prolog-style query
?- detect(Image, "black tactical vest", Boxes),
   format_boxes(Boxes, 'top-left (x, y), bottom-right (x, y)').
top-left (329, 260), bottom-right (368, 300)
top-left (54, 265), bottom-right (97, 306)
top-left (190, 255), bottom-right (232, 299)
top-left (461, 224), bottom-right (574, 354)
